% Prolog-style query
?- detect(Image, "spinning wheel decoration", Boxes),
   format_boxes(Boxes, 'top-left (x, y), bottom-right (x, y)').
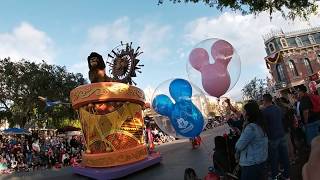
top-left (107, 42), bottom-right (144, 85)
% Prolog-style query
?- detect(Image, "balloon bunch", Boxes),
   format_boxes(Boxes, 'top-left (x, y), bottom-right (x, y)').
top-left (152, 38), bottom-right (241, 139)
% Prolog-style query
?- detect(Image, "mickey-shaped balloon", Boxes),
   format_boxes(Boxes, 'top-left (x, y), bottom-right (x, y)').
top-left (189, 39), bottom-right (234, 98)
top-left (152, 79), bottom-right (204, 138)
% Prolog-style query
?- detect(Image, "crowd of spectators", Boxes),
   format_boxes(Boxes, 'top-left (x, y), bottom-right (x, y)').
top-left (0, 132), bottom-right (83, 174)
top-left (209, 85), bottom-right (320, 180)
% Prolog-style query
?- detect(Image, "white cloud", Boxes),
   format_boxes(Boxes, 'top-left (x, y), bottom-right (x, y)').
top-left (138, 24), bottom-right (171, 61)
top-left (71, 62), bottom-right (87, 76)
top-left (73, 17), bottom-right (172, 82)
top-left (177, 48), bottom-right (186, 59)
top-left (86, 17), bottom-right (130, 51)
top-left (0, 22), bottom-right (54, 63)
top-left (84, 17), bottom-right (171, 62)
top-left (184, 11), bottom-right (320, 100)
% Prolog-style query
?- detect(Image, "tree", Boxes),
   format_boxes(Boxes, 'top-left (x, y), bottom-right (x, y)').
top-left (158, 0), bottom-right (318, 20)
top-left (242, 77), bottom-right (268, 101)
top-left (0, 58), bottom-right (87, 128)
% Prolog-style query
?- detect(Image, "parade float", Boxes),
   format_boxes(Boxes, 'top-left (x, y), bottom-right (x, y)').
top-left (70, 42), bottom-right (161, 180)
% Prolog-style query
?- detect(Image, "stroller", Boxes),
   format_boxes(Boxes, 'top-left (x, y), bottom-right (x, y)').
top-left (212, 131), bottom-right (240, 180)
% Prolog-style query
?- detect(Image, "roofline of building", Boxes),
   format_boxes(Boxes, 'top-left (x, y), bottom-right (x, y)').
top-left (263, 27), bottom-right (320, 44)
top-left (264, 44), bottom-right (320, 59)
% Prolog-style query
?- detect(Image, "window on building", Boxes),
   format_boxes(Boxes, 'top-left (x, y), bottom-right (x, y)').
top-left (304, 58), bottom-right (313, 75)
top-left (268, 42), bottom-right (276, 53)
top-left (280, 38), bottom-right (288, 48)
top-left (288, 60), bottom-right (299, 77)
top-left (276, 64), bottom-right (286, 82)
top-left (308, 35), bottom-right (316, 44)
top-left (295, 37), bottom-right (303, 47)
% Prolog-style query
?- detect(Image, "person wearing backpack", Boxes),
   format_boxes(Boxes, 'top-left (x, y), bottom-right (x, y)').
top-left (297, 85), bottom-right (320, 145)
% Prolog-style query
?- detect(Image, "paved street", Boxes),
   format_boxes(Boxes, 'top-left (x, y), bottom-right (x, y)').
top-left (1, 125), bottom-right (229, 180)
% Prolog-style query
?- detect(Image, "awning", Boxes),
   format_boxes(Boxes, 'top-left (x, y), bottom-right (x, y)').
top-left (3, 128), bottom-right (31, 135)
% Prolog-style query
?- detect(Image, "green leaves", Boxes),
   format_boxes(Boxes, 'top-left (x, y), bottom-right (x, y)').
top-left (158, 0), bottom-right (319, 20)
top-left (0, 58), bottom-right (87, 128)
top-left (242, 77), bottom-right (267, 101)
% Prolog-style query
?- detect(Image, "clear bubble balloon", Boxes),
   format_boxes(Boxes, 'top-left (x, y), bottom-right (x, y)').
top-left (153, 115), bottom-right (185, 139)
top-left (151, 78), bottom-right (208, 138)
top-left (187, 38), bottom-right (241, 98)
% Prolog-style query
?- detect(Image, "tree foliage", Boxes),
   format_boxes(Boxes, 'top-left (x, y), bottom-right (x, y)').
top-left (158, 0), bottom-right (319, 20)
top-left (0, 58), bottom-right (86, 128)
top-left (242, 77), bottom-right (268, 101)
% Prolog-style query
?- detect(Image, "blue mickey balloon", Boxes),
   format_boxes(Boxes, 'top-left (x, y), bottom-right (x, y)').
top-left (171, 99), bottom-right (204, 137)
top-left (169, 79), bottom-right (192, 101)
top-left (169, 79), bottom-right (204, 137)
top-left (152, 78), bottom-right (204, 138)
top-left (152, 94), bottom-right (173, 116)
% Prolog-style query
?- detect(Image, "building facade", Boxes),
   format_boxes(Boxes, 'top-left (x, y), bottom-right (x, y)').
top-left (264, 27), bottom-right (320, 95)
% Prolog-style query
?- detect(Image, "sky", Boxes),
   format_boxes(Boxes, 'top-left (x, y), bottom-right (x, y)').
top-left (1, 0), bottom-right (320, 101)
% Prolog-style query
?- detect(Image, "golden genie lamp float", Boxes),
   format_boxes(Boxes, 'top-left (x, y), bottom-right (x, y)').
top-left (71, 42), bottom-right (161, 179)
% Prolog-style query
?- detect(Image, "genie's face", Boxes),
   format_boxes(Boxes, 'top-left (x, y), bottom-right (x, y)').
top-left (89, 57), bottom-right (99, 67)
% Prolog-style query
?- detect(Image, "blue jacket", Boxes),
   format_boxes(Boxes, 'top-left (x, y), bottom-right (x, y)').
top-left (235, 123), bottom-right (268, 166)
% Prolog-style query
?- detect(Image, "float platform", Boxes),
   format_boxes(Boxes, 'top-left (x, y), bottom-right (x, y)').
top-left (73, 153), bottom-right (161, 180)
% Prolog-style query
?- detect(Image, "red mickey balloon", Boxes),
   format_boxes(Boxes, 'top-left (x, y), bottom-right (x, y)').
top-left (211, 39), bottom-right (234, 64)
top-left (189, 40), bottom-right (234, 97)
top-left (189, 48), bottom-right (209, 71)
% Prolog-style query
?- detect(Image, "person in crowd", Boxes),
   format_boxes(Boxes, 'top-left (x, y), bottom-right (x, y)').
top-left (10, 153), bottom-right (17, 171)
top-left (47, 148), bottom-right (56, 169)
top-left (16, 156), bottom-right (26, 172)
top-left (297, 85), bottom-right (320, 145)
top-left (212, 136), bottom-right (229, 176)
top-left (70, 136), bottom-right (78, 154)
top-left (23, 140), bottom-right (32, 169)
top-left (184, 168), bottom-right (200, 180)
top-left (32, 139), bottom-right (40, 153)
top-left (31, 151), bottom-right (40, 171)
top-left (275, 97), bottom-right (297, 164)
top-left (225, 99), bottom-right (244, 132)
top-left (191, 136), bottom-right (202, 149)
top-left (262, 94), bottom-right (290, 180)
top-left (62, 151), bottom-right (70, 166)
top-left (70, 155), bottom-right (79, 167)
top-left (289, 91), bottom-right (308, 151)
top-left (0, 155), bottom-right (8, 172)
top-left (235, 100), bottom-right (268, 180)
